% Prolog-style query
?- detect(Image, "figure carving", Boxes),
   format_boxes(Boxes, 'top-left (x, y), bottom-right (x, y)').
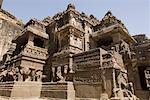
top-left (117, 70), bottom-right (128, 89)
top-left (35, 70), bottom-right (42, 82)
top-left (100, 93), bottom-right (109, 100)
top-left (115, 69), bottom-right (137, 99)
top-left (63, 65), bottom-right (68, 81)
top-left (119, 40), bottom-right (131, 59)
top-left (101, 70), bottom-right (106, 92)
top-left (20, 67), bottom-right (31, 81)
top-left (30, 70), bottom-right (36, 81)
top-left (15, 67), bottom-right (23, 81)
top-left (56, 66), bottom-right (64, 82)
top-left (69, 13), bottom-right (76, 26)
top-left (51, 67), bottom-right (55, 82)
top-left (0, 68), bottom-right (7, 82)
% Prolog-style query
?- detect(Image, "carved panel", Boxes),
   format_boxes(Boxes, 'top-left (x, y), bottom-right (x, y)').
top-left (74, 71), bottom-right (102, 84)
top-left (70, 34), bottom-right (82, 49)
top-left (73, 48), bottom-right (109, 71)
top-left (22, 45), bottom-right (48, 60)
top-left (144, 68), bottom-right (150, 89)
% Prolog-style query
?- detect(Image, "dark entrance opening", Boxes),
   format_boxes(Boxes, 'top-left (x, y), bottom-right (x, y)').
top-left (138, 66), bottom-right (148, 90)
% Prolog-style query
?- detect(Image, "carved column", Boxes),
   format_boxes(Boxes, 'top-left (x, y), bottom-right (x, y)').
top-left (27, 34), bottom-right (34, 46)
top-left (112, 68), bottom-right (117, 97)
top-left (64, 65), bottom-right (68, 81)
top-left (18, 67), bottom-right (24, 81)
top-left (51, 67), bottom-right (55, 82)
top-left (101, 70), bottom-right (106, 92)
top-left (69, 54), bottom-right (73, 73)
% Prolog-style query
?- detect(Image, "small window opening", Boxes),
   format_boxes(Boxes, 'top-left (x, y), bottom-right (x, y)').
top-left (33, 38), bottom-right (44, 48)
top-left (97, 36), bottom-right (113, 47)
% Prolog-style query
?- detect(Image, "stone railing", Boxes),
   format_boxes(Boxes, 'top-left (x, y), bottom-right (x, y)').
top-left (73, 48), bottom-right (110, 71)
top-left (21, 45), bottom-right (48, 60)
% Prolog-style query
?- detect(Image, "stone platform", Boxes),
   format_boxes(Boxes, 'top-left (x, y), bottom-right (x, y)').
top-left (41, 82), bottom-right (75, 100)
top-left (0, 81), bottom-right (75, 100)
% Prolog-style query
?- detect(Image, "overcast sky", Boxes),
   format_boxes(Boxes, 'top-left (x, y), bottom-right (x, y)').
top-left (2, 0), bottom-right (150, 37)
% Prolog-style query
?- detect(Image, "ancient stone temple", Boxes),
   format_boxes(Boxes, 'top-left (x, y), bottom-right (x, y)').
top-left (0, 3), bottom-right (149, 100)
top-left (7, 19), bottom-right (49, 82)
top-left (130, 34), bottom-right (150, 100)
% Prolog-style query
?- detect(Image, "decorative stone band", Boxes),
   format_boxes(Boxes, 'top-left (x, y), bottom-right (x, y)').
top-left (22, 45), bottom-right (48, 60)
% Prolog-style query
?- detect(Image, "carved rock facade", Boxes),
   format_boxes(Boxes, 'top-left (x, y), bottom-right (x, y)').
top-left (0, 3), bottom-right (149, 100)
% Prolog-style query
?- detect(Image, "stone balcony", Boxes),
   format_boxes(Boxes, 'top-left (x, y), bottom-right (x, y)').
top-left (73, 48), bottom-right (112, 72)
top-left (21, 45), bottom-right (48, 60)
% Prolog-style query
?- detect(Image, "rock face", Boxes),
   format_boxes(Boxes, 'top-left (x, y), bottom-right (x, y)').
top-left (0, 9), bottom-right (23, 61)
top-left (0, 3), bottom-right (149, 100)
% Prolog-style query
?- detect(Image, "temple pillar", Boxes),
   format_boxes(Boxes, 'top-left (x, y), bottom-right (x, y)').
top-left (27, 34), bottom-right (34, 46)
top-left (84, 33), bottom-right (90, 51)
top-left (69, 54), bottom-right (73, 73)
top-left (51, 67), bottom-right (55, 82)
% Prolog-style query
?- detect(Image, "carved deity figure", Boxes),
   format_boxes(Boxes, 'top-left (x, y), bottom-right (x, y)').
top-left (30, 70), bottom-right (36, 81)
top-left (0, 69), bottom-right (7, 82)
top-left (100, 93), bottom-right (109, 100)
top-left (64, 65), bottom-right (68, 74)
top-left (15, 67), bottom-right (23, 81)
top-left (117, 71), bottom-right (128, 89)
top-left (101, 70), bottom-right (106, 93)
top-left (35, 70), bottom-right (42, 82)
top-left (0, 68), bottom-right (15, 82)
top-left (63, 65), bottom-right (68, 81)
top-left (115, 70), bottom-right (138, 99)
top-left (69, 13), bottom-right (76, 26)
top-left (7, 69), bottom-right (14, 81)
top-left (119, 40), bottom-right (131, 59)
top-left (56, 66), bottom-right (64, 82)
top-left (21, 67), bottom-right (31, 81)
top-left (51, 67), bottom-right (55, 82)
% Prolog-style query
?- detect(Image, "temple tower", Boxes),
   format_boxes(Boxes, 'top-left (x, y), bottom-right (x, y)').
top-left (7, 19), bottom-right (48, 81)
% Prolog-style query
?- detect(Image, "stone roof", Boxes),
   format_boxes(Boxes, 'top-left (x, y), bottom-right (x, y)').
top-left (133, 34), bottom-right (150, 45)
top-left (42, 4), bottom-right (100, 26)
top-left (94, 10), bottom-right (128, 32)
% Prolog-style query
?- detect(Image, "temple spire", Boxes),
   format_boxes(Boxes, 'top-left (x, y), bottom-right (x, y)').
top-left (67, 3), bottom-right (75, 10)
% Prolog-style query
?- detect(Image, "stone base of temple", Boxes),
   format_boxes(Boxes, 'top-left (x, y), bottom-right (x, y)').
top-left (0, 81), bottom-right (139, 100)
top-left (74, 83), bottom-right (103, 99)
top-left (41, 82), bottom-right (75, 100)
top-left (0, 81), bottom-right (75, 100)
top-left (0, 81), bottom-right (42, 98)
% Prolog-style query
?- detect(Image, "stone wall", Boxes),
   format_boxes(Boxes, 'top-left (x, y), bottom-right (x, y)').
top-left (130, 34), bottom-right (150, 100)
top-left (0, 13), bottom-right (22, 60)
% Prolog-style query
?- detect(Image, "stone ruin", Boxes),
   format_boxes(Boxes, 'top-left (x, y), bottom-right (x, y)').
top-left (0, 2), bottom-right (149, 100)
